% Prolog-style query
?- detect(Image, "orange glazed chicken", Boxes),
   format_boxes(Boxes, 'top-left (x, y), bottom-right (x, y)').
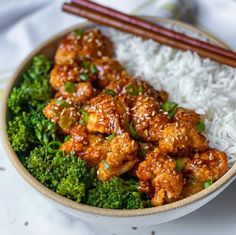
top-left (42, 28), bottom-right (229, 207)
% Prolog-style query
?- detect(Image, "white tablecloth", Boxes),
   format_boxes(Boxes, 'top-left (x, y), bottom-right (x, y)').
top-left (1, 1), bottom-right (236, 234)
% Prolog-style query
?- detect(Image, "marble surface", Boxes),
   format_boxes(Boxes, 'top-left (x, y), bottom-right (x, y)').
top-left (1, 1), bottom-right (236, 234)
top-left (1, 139), bottom-right (236, 235)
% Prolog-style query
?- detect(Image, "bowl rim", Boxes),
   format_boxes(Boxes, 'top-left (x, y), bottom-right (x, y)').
top-left (1, 16), bottom-right (236, 217)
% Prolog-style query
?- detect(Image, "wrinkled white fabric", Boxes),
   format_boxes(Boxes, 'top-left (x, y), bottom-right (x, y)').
top-left (1, 1), bottom-right (236, 235)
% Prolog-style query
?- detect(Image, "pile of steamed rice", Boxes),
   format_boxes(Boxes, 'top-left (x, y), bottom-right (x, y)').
top-left (105, 29), bottom-right (236, 166)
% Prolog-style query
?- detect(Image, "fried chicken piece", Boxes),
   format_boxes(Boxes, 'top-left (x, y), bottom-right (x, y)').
top-left (174, 108), bottom-right (201, 126)
top-left (137, 148), bottom-right (184, 206)
top-left (60, 125), bottom-right (87, 154)
top-left (181, 178), bottom-right (204, 198)
top-left (86, 93), bottom-right (129, 134)
top-left (83, 134), bottom-right (109, 166)
top-left (50, 63), bottom-right (80, 91)
top-left (55, 33), bottom-right (80, 65)
top-left (60, 125), bottom-right (108, 166)
top-left (55, 28), bottom-right (113, 65)
top-left (106, 73), bottom-right (161, 106)
top-left (105, 72), bottom-right (133, 94)
top-left (56, 82), bottom-right (94, 105)
top-left (97, 133), bottom-right (138, 181)
top-left (148, 113), bottom-right (170, 141)
top-left (159, 122), bottom-right (208, 155)
top-left (185, 148), bottom-right (228, 182)
top-left (93, 57), bottom-right (124, 88)
top-left (131, 95), bottom-right (169, 141)
top-left (43, 98), bottom-right (80, 134)
top-left (50, 61), bottom-right (98, 91)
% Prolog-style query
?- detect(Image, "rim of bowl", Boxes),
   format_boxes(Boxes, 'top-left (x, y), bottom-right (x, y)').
top-left (1, 16), bottom-right (236, 217)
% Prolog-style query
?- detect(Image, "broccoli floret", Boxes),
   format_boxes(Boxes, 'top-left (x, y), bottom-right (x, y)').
top-left (86, 177), bottom-right (150, 209)
top-left (8, 55), bottom-right (53, 114)
top-left (7, 111), bottom-right (58, 153)
top-left (7, 54), bottom-right (152, 209)
top-left (7, 113), bottom-right (29, 152)
top-left (25, 148), bottom-right (96, 203)
top-left (29, 111), bottom-right (58, 146)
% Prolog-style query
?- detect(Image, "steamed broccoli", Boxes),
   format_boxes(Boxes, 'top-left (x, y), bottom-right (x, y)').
top-left (86, 177), bottom-right (150, 209)
top-left (7, 55), bottom-right (57, 153)
top-left (7, 111), bottom-right (58, 153)
top-left (7, 54), bottom-right (152, 209)
top-left (8, 55), bottom-right (53, 114)
top-left (26, 147), bottom-right (96, 202)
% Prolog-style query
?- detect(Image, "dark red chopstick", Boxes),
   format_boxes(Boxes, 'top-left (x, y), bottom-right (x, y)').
top-left (71, 0), bottom-right (236, 61)
top-left (63, 2), bottom-right (236, 67)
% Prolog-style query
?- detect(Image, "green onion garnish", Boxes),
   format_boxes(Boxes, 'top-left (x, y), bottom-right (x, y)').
top-left (106, 133), bottom-right (115, 142)
top-left (56, 99), bottom-right (69, 107)
top-left (64, 82), bottom-right (75, 93)
top-left (125, 84), bottom-right (143, 96)
top-left (204, 179), bottom-right (213, 189)
top-left (138, 146), bottom-right (147, 158)
top-left (74, 29), bottom-right (85, 37)
top-left (79, 118), bottom-right (84, 125)
top-left (80, 108), bottom-right (89, 123)
top-left (64, 135), bottom-right (71, 142)
top-left (102, 160), bottom-right (110, 170)
top-left (60, 101), bottom-right (69, 107)
top-left (129, 122), bottom-right (141, 140)
top-left (82, 61), bottom-right (90, 69)
top-left (162, 101), bottom-right (178, 118)
top-left (176, 159), bottom-right (183, 172)
top-left (104, 89), bottom-right (117, 97)
top-left (80, 73), bottom-right (89, 81)
top-left (52, 108), bottom-right (59, 116)
top-left (196, 121), bottom-right (206, 133)
top-left (90, 63), bottom-right (98, 74)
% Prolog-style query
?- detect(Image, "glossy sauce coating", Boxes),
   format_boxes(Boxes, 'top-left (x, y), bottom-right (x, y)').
top-left (44, 28), bottom-right (228, 207)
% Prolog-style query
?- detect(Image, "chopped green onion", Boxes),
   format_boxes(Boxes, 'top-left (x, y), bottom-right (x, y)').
top-left (52, 108), bottom-right (59, 116)
top-left (104, 89), bottom-right (117, 97)
top-left (64, 135), bottom-right (71, 142)
top-left (90, 63), bottom-right (98, 74)
top-left (79, 118), bottom-right (84, 125)
top-left (80, 108), bottom-right (89, 123)
top-left (204, 179), bottom-right (213, 189)
top-left (64, 82), bottom-right (75, 93)
top-left (138, 86), bottom-right (144, 93)
top-left (60, 101), bottom-right (69, 108)
top-left (74, 28), bottom-right (85, 37)
top-left (129, 122), bottom-right (141, 140)
top-left (48, 141), bottom-right (62, 153)
top-left (102, 160), bottom-right (110, 170)
top-left (162, 101), bottom-right (178, 118)
top-left (176, 159), bottom-right (183, 172)
top-left (106, 133), bottom-right (115, 142)
top-left (82, 61), bottom-right (90, 69)
top-left (56, 99), bottom-right (69, 107)
top-left (125, 84), bottom-right (143, 96)
top-left (196, 121), bottom-right (206, 133)
top-left (138, 146), bottom-right (147, 158)
top-left (80, 73), bottom-right (89, 81)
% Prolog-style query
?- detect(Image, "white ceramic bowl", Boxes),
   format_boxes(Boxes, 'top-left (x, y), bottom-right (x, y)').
top-left (2, 17), bottom-right (236, 228)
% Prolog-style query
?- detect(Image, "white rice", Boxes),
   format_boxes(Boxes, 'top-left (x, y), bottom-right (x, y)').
top-left (106, 29), bottom-right (236, 165)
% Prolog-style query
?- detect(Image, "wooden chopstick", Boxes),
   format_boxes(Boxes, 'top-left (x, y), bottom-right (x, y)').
top-left (71, 0), bottom-right (236, 61)
top-left (63, 2), bottom-right (236, 67)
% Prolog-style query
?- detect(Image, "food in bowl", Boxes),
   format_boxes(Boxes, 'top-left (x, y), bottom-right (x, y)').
top-left (7, 28), bottom-right (230, 209)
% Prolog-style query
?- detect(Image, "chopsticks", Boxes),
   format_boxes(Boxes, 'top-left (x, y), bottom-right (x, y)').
top-left (63, 0), bottom-right (236, 67)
